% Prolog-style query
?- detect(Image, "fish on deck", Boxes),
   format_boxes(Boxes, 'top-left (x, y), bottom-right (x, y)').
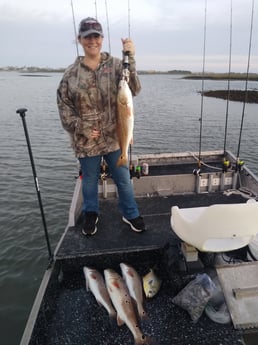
top-left (120, 262), bottom-right (148, 320)
top-left (104, 268), bottom-right (153, 345)
top-left (143, 269), bottom-right (162, 299)
top-left (83, 267), bottom-right (117, 322)
top-left (116, 78), bottom-right (134, 167)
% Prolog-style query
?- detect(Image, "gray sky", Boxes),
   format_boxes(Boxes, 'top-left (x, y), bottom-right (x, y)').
top-left (1, 0), bottom-right (257, 72)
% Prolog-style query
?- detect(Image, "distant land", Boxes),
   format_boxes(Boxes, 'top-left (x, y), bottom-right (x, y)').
top-left (0, 66), bottom-right (191, 75)
top-left (201, 90), bottom-right (258, 103)
top-left (1, 66), bottom-right (258, 81)
top-left (184, 72), bottom-right (258, 81)
top-left (1, 66), bottom-right (258, 103)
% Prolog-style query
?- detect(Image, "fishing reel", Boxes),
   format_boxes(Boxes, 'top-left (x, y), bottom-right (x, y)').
top-left (193, 168), bottom-right (202, 176)
top-left (129, 164), bottom-right (141, 179)
top-left (235, 159), bottom-right (245, 172)
top-left (193, 160), bottom-right (202, 176)
top-left (122, 51), bottom-right (130, 82)
top-left (100, 161), bottom-right (110, 180)
top-left (222, 158), bottom-right (231, 173)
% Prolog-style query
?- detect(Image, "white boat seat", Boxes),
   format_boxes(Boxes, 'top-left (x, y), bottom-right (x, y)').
top-left (171, 201), bottom-right (258, 252)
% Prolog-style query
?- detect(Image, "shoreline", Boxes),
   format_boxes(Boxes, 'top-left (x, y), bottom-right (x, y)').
top-left (201, 90), bottom-right (258, 103)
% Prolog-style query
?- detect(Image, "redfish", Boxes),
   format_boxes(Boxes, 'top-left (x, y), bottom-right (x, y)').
top-left (83, 267), bottom-right (116, 322)
top-left (104, 268), bottom-right (152, 345)
top-left (120, 263), bottom-right (148, 320)
top-left (116, 79), bottom-right (134, 167)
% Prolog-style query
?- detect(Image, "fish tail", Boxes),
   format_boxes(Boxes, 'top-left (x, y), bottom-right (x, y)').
top-left (116, 155), bottom-right (128, 167)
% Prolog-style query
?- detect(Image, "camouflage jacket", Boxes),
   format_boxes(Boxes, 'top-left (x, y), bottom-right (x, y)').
top-left (57, 53), bottom-right (141, 157)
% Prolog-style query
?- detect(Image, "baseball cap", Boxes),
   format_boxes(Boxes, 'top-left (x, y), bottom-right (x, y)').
top-left (78, 17), bottom-right (103, 38)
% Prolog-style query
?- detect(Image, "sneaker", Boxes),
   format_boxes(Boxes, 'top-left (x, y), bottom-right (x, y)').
top-left (122, 216), bottom-right (145, 232)
top-left (82, 212), bottom-right (98, 236)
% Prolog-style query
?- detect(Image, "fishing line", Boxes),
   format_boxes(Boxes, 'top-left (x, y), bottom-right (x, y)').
top-left (223, 0), bottom-right (233, 155)
top-left (71, 0), bottom-right (79, 56)
top-left (236, 0), bottom-right (254, 161)
top-left (127, 0), bottom-right (133, 170)
top-left (104, 0), bottom-right (112, 125)
top-left (105, 0), bottom-right (111, 54)
top-left (198, 0), bottom-right (207, 166)
top-left (128, 0), bottom-right (131, 38)
top-left (94, 0), bottom-right (98, 19)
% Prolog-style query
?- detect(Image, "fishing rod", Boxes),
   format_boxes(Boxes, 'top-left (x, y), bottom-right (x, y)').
top-left (194, 0), bottom-right (207, 176)
top-left (71, 0), bottom-right (79, 57)
top-left (16, 108), bottom-right (53, 267)
top-left (125, 0), bottom-right (135, 177)
top-left (223, 0), bottom-right (233, 156)
top-left (122, 0), bottom-right (131, 72)
top-left (221, 0), bottom-right (233, 173)
top-left (235, 0), bottom-right (254, 171)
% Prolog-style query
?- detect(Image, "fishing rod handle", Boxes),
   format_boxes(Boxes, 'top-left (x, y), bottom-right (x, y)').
top-left (16, 108), bottom-right (28, 118)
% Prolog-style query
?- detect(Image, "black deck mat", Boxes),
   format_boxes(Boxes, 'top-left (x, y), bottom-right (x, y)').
top-left (45, 268), bottom-right (244, 345)
top-left (56, 192), bottom-right (246, 260)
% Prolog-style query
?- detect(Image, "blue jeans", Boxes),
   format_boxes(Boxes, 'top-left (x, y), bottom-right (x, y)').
top-left (79, 149), bottom-right (139, 220)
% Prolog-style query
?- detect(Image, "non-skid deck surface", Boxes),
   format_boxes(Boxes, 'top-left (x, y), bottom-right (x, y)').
top-left (45, 269), bottom-right (244, 345)
top-left (56, 192), bottom-right (246, 260)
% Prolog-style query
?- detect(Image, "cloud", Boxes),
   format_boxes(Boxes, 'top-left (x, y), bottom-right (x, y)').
top-left (0, 0), bottom-right (257, 72)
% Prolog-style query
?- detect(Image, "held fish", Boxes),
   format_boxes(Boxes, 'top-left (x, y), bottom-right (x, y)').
top-left (83, 266), bottom-right (116, 322)
top-left (143, 269), bottom-right (162, 298)
top-left (120, 263), bottom-right (148, 320)
top-left (104, 268), bottom-right (152, 345)
top-left (116, 79), bottom-right (134, 167)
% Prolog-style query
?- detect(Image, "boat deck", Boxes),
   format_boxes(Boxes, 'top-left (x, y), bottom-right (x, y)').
top-left (49, 192), bottom-right (252, 345)
top-left (56, 191), bottom-right (246, 262)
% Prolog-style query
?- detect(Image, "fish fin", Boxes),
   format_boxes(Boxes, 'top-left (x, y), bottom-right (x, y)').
top-left (126, 104), bottom-right (133, 116)
top-left (116, 155), bottom-right (128, 167)
top-left (117, 314), bottom-right (124, 326)
top-left (83, 267), bottom-right (89, 291)
top-left (95, 299), bottom-right (102, 307)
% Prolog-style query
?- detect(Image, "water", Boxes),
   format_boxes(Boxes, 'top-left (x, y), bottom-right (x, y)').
top-left (0, 72), bottom-right (258, 345)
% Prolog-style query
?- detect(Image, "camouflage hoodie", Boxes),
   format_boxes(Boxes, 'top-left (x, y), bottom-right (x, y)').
top-left (57, 52), bottom-right (141, 158)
